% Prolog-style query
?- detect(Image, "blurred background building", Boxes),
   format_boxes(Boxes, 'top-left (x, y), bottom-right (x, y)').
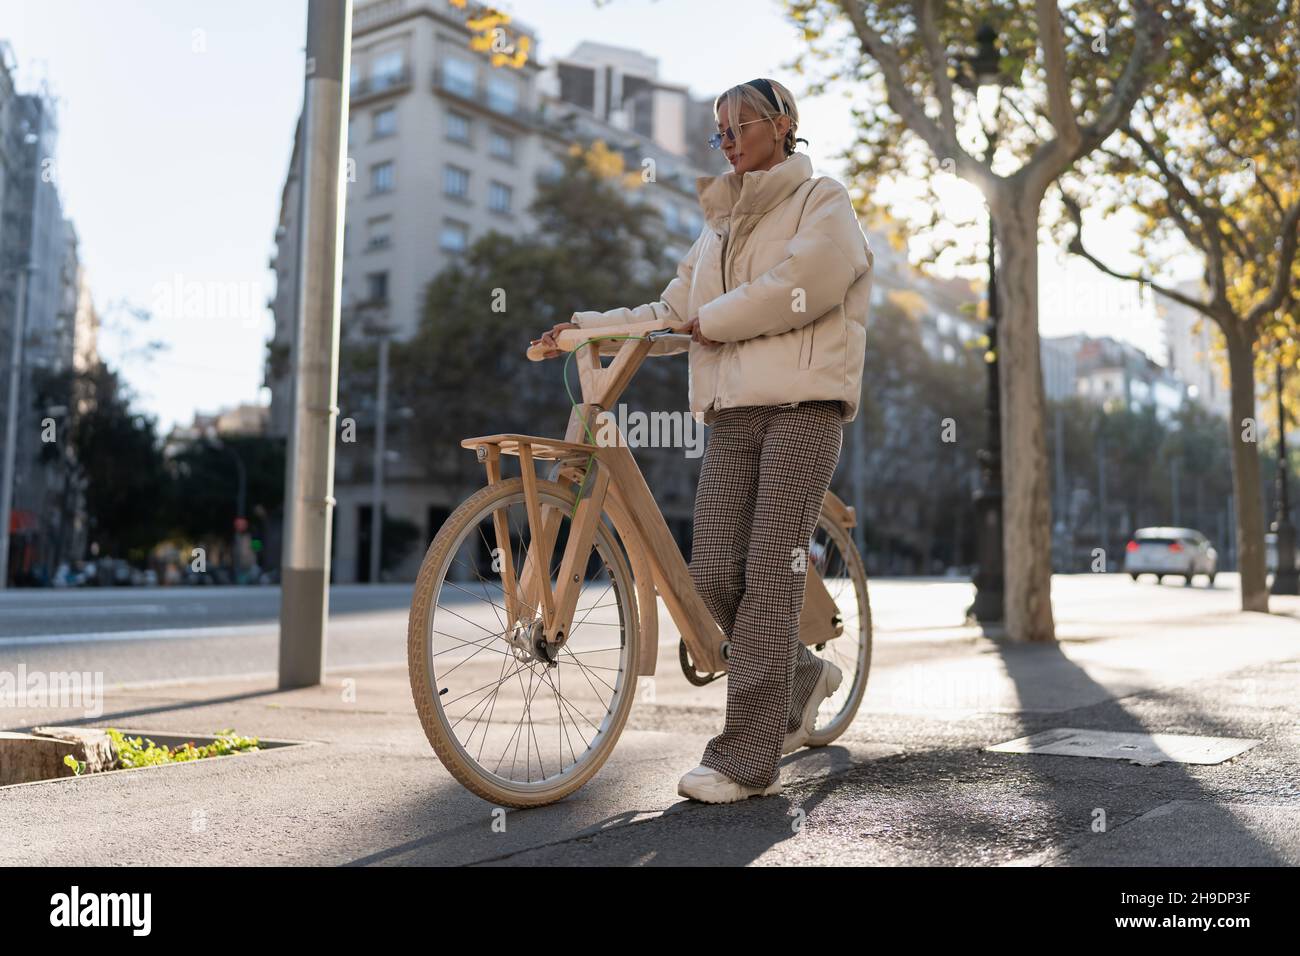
top-left (0, 40), bottom-right (97, 586)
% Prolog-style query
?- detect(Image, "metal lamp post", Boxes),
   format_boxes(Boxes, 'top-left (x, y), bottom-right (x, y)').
top-left (279, 0), bottom-right (351, 689)
top-left (956, 22), bottom-right (1006, 624)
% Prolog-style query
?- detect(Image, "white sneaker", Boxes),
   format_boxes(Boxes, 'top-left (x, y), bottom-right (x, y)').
top-left (677, 765), bottom-right (783, 804)
top-left (781, 659), bottom-right (843, 755)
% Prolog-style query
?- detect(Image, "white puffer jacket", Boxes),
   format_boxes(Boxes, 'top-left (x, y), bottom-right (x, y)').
top-left (571, 151), bottom-right (874, 424)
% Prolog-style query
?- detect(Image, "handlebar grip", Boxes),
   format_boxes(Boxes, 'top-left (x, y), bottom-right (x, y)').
top-left (527, 321), bottom-right (693, 361)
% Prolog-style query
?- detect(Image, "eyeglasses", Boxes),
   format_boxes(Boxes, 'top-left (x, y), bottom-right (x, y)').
top-left (708, 118), bottom-right (769, 149)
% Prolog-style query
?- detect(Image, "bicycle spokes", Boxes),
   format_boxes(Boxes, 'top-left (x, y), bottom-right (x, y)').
top-left (428, 495), bottom-right (630, 786)
top-left (807, 521), bottom-right (866, 724)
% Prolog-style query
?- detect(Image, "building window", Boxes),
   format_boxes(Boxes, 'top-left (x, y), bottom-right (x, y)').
top-left (371, 50), bottom-right (404, 89)
top-left (540, 154), bottom-right (565, 182)
top-left (366, 215), bottom-right (391, 251)
top-left (440, 219), bottom-right (469, 252)
top-left (488, 128), bottom-right (514, 161)
top-left (372, 106), bottom-right (396, 138)
top-left (486, 74), bottom-right (518, 115)
top-left (366, 271), bottom-right (388, 303)
top-left (488, 181), bottom-right (512, 214)
top-left (444, 164), bottom-right (470, 199)
top-left (443, 57), bottom-right (476, 97)
top-left (371, 161), bottom-right (394, 193)
top-left (558, 62), bottom-right (596, 111)
top-left (446, 110), bottom-right (471, 143)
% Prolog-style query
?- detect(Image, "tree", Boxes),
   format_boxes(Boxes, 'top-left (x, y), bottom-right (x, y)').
top-left (1057, 1), bottom-right (1300, 610)
top-left (164, 434), bottom-right (286, 571)
top-left (857, 293), bottom-right (987, 571)
top-left (62, 360), bottom-right (170, 562)
top-left (788, 0), bottom-right (1168, 640)
top-left (388, 142), bottom-right (688, 491)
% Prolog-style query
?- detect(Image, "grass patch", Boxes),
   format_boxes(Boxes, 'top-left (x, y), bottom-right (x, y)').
top-left (62, 728), bottom-right (261, 776)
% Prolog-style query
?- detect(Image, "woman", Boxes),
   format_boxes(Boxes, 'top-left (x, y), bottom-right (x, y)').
top-left (532, 78), bottom-right (874, 804)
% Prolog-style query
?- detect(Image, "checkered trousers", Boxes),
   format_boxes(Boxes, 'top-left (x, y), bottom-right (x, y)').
top-left (688, 399), bottom-right (844, 789)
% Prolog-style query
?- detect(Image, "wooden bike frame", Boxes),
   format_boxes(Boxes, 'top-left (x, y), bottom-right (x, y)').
top-left (460, 320), bottom-right (857, 678)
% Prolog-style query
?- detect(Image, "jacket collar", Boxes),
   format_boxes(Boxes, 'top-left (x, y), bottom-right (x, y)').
top-left (695, 151), bottom-right (813, 230)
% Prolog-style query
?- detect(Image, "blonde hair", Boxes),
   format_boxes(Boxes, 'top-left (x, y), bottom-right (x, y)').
top-left (713, 78), bottom-right (808, 158)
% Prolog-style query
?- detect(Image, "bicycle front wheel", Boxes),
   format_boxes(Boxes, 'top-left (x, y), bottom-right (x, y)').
top-left (408, 476), bottom-right (640, 808)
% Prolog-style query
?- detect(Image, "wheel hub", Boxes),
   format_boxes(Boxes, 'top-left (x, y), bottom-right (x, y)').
top-left (508, 620), bottom-right (558, 666)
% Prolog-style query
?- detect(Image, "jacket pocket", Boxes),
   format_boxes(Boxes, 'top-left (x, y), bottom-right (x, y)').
top-left (799, 323), bottom-right (815, 369)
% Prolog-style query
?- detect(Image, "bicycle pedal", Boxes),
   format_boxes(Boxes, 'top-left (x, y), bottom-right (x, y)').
top-left (679, 639), bottom-right (724, 686)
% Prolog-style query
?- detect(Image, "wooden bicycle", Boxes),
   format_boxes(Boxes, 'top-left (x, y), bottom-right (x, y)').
top-left (407, 319), bottom-right (872, 807)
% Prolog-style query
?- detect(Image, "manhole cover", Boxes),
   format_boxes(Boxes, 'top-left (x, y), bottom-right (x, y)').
top-left (986, 728), bottom-right (1260, 766)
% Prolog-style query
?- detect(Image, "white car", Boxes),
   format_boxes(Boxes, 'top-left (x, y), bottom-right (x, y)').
top-left (1125, 527), bottom-right (1217, 586)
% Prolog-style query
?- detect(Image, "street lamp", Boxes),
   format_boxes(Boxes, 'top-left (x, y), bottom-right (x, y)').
top-left (1271, 349), bottom-right (1297, 594)
top-left (955, 22), bottom-right (1007, 624)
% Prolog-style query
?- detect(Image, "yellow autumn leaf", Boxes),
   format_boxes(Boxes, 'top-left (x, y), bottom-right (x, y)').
top-left (467, 12), bottom-right (509, 31)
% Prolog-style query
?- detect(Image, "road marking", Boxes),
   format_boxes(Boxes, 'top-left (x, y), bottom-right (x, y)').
top-left (0, 604), bottom-right (210, 618)
top-left (0, 624), bottom-right (272, 647)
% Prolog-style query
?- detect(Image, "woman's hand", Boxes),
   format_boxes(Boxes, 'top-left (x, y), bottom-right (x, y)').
top-left (682, 316), bottom-right (721, 347)
top-left (531, 321), bottom-right (578, 359)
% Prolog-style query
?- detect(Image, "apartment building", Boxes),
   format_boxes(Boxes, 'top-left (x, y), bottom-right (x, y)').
top-left (266, 1), bottom-right (721, 583)
top-left (1041, 335), bottom-right (1079, 402)
top-left (1068, 334), bottom-right (1188, 422)
top-left (0, 41), bottom-right (92, 585)
top-left (1157, 280), bottom-right (1232, 421)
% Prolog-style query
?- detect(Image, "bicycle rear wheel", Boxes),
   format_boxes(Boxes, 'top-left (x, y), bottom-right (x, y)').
top-left (803, 512), bottom-right (872, 747)
top-left (408, 476), bottom-right (640, 807)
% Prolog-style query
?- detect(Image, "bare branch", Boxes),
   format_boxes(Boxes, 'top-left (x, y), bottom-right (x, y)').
top-left (1035, 0), bottom-right (1081, 151)
top-left (1245, 198), bottom-right (1300, 327)
top-left (915, 0), bottom-right (956, 143)
top-left (1209, 125), bottom-right (1285, 218)
top-left (1060, 189), bottom-right (1219, 318)
top-left (1075, 0), bottom-right (1166, 158)
top-left (1121, 121), bottom-right (1232, 303)
top-left (836, 0), bottom-right (988, 189)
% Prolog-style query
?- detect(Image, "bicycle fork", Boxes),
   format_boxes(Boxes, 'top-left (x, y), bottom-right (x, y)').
top-left (480, 441), bottom-right (610, 664)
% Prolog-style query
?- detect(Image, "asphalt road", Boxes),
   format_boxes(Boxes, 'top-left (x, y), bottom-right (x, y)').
top-left (0, 572), bottom-right (1266, 690)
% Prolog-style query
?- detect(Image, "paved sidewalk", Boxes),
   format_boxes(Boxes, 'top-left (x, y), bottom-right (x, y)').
top-left (2, 590), bottom-right (1298, 866)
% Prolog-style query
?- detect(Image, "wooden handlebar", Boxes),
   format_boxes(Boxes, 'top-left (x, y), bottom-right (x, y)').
top-left (527, 320), bottom-right (691, 362)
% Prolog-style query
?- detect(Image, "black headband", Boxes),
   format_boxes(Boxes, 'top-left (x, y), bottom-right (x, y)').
top-left (740, 78), bottom-right (809, 149)
top-left (744, 77), bottom-right (785, 114)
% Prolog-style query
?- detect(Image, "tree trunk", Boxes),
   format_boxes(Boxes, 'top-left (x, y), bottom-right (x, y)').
top-left (1223, 327), bottom-right (1269, 612)
top-left (994, 194), bottom-right (1057, 642)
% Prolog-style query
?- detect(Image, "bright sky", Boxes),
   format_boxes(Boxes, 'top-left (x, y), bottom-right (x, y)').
top-left (4, 0), bottom-right (1180, 435)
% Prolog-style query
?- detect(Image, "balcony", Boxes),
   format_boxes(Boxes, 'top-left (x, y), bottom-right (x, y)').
top-left (354, 0), bottom-right (408, 33)
top-left (350, 68), bottom-right (412, 106)
top-left (431, 69), bottom-right (540, 130)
